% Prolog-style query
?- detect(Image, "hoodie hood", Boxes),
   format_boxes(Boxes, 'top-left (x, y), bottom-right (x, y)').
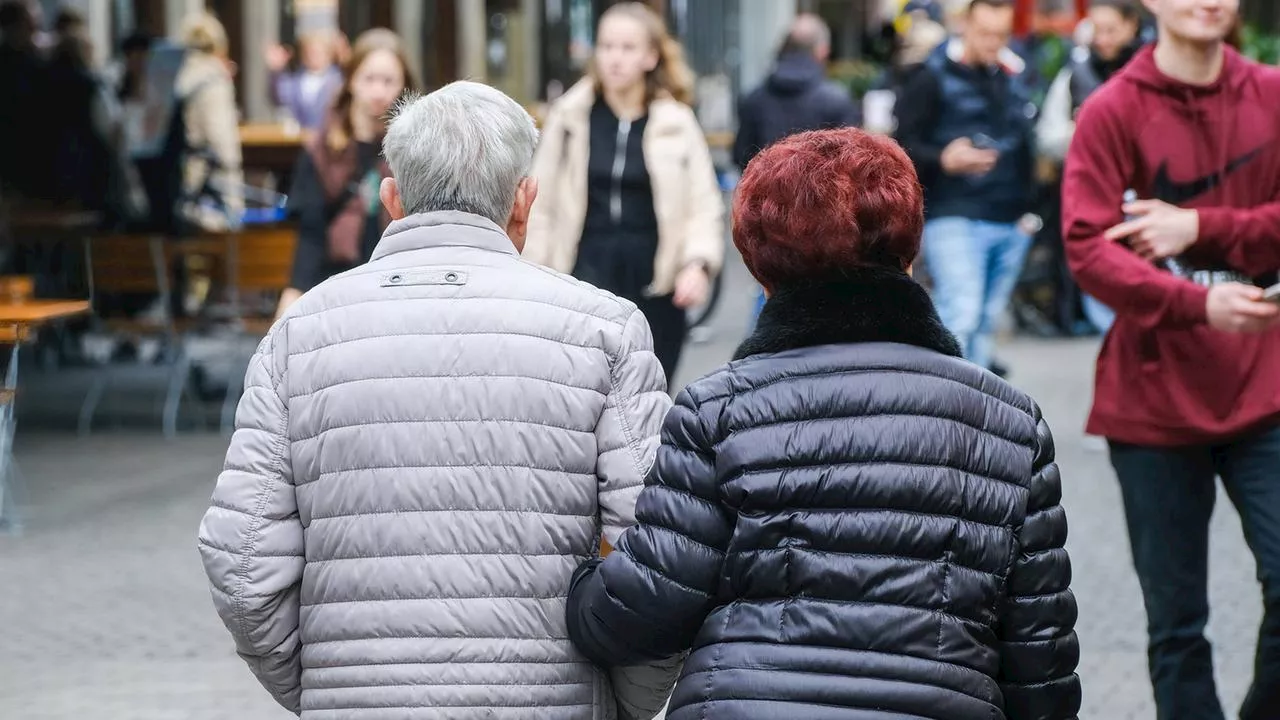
top-left (767, 52), bottom-right (827, 95)
top-left (1118, 43), bottom-right (1247, 98)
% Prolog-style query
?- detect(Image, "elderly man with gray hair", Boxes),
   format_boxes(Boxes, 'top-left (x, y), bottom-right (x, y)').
top-left (197, 81), bottom-right (677, 719)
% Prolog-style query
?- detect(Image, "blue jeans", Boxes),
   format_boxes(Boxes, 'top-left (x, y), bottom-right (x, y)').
top-left (922, 217), bottom-right (1032, 370)
top-left (1109, 426), bottom-right (1280, 720)
top-left (1082, 293), bottom-right (1115, 334)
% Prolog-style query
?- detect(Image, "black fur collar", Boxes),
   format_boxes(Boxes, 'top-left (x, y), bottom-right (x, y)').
top-left (733, 267), bottom-right (963, 361)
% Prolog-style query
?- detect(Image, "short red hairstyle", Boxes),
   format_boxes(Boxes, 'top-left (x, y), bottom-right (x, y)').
top-left (732, 128), bottom-right (923, 290)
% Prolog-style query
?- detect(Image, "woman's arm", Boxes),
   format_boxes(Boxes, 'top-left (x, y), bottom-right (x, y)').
top-left (996, 407), bottom-right (1082, 720)
top-left (679, 110), bottom-right (726, 278)
top-left (567, 385), bottom-right (734, 665)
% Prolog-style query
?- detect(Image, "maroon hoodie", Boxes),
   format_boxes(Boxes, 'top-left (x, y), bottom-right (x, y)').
top-left (1063, 45), bottom-right (1280, 447)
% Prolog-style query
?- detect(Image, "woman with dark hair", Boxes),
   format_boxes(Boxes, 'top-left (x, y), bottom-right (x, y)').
top-left (565, 128), bottom-right (1082, 719)
top-left (276, 28), bottom-right (418, 316)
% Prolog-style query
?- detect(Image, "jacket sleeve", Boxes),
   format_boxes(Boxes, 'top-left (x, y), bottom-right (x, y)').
top-left (1062, 99), bottom-right (1210, 330)
top-left (1195, 203), bottom-right (1280, 275)
top-left (679, 111), bottom-right (726, 277)
top-left (996, 409), bottom-right (1082, 720)
top-left (568, 385), bottom-right (734, 666)
top-left (893, 67), bottom-right (945, 185)
top-left (197, 331), bottom-right (305, 714)
top-left (1035, 69), bottom-right (1074, 163)
top-left (595, 309), bottom-right (672, 544)
top-left (522, 108), bottom-right (567, 269)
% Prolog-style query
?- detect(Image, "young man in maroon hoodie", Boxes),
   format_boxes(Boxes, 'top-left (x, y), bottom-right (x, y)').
top-left (1063, 0), bottom-right (1280, 717)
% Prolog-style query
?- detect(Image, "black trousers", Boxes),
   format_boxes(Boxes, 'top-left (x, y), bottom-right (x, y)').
top-left (633, 293), bottom-right (687, 386)
top-left (1109, 425), bottom-right (1280, 720)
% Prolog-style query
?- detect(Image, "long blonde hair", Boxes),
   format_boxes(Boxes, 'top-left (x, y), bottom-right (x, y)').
top-left (589, 2), bottom-right (695, 106)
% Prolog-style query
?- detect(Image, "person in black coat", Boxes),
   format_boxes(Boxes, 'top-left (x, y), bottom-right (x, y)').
top-left (732, 13), bottom-right (861, 171)
top-left (566, 127), bottom-right (1082, 720)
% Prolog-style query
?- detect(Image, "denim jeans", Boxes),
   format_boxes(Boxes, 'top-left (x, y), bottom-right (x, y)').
top-left (1082, 293), bottom-right (1115, 334)
top-left (1109, 425), bottom-right (1280, 720)
top-left (751, 286), bottom-right (766, 328)
top-left (922, 217), bottom-right (1032, 370)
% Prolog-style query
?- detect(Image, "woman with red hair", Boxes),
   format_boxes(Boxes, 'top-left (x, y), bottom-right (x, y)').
top-left (565, 128), bottom-right (1081, 719)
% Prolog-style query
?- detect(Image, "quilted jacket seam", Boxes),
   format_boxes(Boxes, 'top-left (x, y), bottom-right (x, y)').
top-left (231, 338), bottom-right (291, 695)
top-left (609, 311), bottom-right (646, 479)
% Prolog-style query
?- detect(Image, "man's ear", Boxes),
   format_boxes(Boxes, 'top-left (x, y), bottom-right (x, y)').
top-left (506, 177), bottom-right (539, 252)
top-left (379, 177), bottom-right (405, 220)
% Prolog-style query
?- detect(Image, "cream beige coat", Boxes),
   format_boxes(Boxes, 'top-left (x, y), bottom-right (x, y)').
top-left (175, 52), bottom-right (244, 230)
top-left (523, 79), bottom-right (725, 297)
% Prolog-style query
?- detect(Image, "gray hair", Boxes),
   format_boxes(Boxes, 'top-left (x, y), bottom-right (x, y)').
top-left (382, 81), bottom-right (540, 226)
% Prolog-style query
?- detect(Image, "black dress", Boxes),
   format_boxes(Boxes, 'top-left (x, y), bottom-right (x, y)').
top-left (574, 99), bottom-right (687, 382)
top-left (286, 140), bottom-right (384, 292)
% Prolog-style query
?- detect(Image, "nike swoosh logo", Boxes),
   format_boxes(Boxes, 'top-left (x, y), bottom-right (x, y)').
top-left (1152, 146), bottom-right (1267, 205)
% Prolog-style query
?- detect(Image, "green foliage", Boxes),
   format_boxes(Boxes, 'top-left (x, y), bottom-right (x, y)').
top-left (827, 59), bottom-right (884, 100)
top-left (1239, 23), bottom-right (1280, 65)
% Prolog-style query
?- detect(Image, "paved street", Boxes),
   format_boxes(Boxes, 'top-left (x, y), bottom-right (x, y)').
top-left (0, 250), bottom-right (1264, 719)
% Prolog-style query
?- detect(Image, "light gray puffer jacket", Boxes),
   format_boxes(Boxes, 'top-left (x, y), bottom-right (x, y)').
top-left (197, 212), bottom-right (676, 719)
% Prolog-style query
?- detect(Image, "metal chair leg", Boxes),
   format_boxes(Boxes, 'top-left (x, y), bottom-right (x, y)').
top-left (78, 373), bottom-right (107, 436)
top-left (162, 351), bottom-right (193, 440)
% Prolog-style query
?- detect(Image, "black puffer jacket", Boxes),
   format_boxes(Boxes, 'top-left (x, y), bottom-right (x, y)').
top-left (567, 268), bottom-right (1081, 720)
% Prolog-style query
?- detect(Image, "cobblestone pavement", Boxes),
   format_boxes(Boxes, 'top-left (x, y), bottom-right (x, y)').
top-left (0, 254), bottom-right (1263, 719)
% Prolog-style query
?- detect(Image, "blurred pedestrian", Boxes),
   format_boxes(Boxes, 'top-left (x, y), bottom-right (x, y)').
top-left (265, 29), bottom-right (342, 132)
top-left (1037, 0), bottom-right (1143, 334)
top-left (174, 11), bottom-right (243, 230)
top-left (1063, 0), bottom-right (1280, 718)
top-left (524, 1), bottom-right (724, 384)
top-left (276, 28), bottom-right (416, 316)
top-left (566, 127), bottom-right (1081, 720)
top-left (895, 0), bottom-right (1038, 377)
top-left (200, 81), bottom-right (676, 719)
top-left (735, 13), bottom-right (861, 324)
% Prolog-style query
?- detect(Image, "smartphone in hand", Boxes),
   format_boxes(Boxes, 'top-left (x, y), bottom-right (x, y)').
top-left (1264, 283), bottom-right (1280, 304)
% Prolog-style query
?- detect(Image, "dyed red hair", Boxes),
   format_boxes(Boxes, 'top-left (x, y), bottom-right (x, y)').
top-left (733, 128), bottom-right (923, 290)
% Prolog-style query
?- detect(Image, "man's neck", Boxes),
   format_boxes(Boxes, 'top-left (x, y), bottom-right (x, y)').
top-left (1153, 35), bottom-right (1225, 85)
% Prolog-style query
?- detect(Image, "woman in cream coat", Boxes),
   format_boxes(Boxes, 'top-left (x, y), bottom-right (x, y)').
top-left (523, 2), bottom-right (724, 383)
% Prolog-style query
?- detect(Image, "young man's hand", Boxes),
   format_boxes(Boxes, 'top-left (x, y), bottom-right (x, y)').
top-left (1206, 283), bottom-right (1280, 333)
top-left (1104, 199), bottom-right (1199, 261)
top-left (940, 138), bottom-right (998, 176)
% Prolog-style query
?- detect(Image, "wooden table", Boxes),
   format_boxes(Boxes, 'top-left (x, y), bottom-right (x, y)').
top-left (240, 123), bottom-right (307, 182)
top-left (0, 299), bottom-right (91, 533)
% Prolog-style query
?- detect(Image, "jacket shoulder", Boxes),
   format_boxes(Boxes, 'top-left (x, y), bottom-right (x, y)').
top-left (514, 258), bottom-right (638, 326)
top-left (651, 97), bottom-right (702, 133)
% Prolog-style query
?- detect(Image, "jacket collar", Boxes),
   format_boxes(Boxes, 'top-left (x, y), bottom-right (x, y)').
top-left (553, 78), bottom-right (688, 137)
top-left (733, 266), bottom-right (963, 361)
top-left (371, 211), bottom-right (518, 261)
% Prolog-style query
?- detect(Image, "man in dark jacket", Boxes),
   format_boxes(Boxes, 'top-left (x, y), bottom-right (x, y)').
top-left (895, 0), bottom-right (1037, 376)
top-left (733, 14), bottom-right (860, 170)
top-left (735, 13), bottom-right (860, 321)
top-left (566, 127), bottom-right (1080, 720)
